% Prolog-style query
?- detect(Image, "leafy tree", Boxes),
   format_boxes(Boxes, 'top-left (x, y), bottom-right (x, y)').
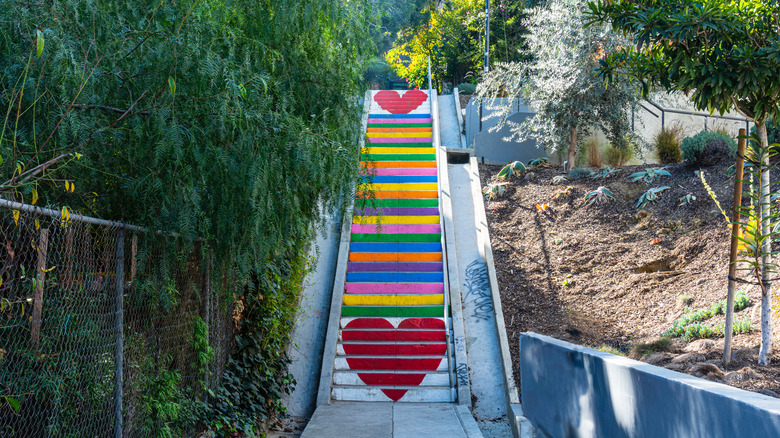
top-left (386, 0), bottom-right (528, 88)
top-left (587, 0), bottom-right (780, 366)
top-left (479, 0), bottom-right (640, 166)
top-left (1, 0), bottom-right (376, 431)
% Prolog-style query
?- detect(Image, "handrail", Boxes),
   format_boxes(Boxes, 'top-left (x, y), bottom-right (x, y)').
top-left (0, 198), bottom-right (145, 232)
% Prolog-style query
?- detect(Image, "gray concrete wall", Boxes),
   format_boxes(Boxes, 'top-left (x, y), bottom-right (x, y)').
top-left (519, 333), bottom-right (780, 438)
top-left (465, 98), bottom-right (546, 165)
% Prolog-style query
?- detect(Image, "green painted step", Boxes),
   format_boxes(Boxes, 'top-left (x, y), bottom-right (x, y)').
top-left (354, 199), bottom-right (439, 208)
top-left (366, 143), bottom-right (433, 148)
top-left (369, 123), bottom-right (432, 128)
top-left (362, 154), bottom-right (436, 161)
top-left (341, 306), bottom-right (444, 317)
top-left (351, 233), bottom-right (441, 242)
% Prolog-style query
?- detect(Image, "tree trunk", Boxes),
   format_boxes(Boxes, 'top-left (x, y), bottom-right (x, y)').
top-left (758, 122), bottom-right (773, 366)
top-left (567, 127), bottom-right (577, 170)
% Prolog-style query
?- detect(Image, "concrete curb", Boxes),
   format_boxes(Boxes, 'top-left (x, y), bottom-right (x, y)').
top-left (453, 87), bottom-right (468, 149)
top-left (455, 404), bottom-right (485, 438)
top-left (433, 89), bottom-right (472, 406)
top-left (467, 157), bottom-right (524, 437)
top-left (315, 91), bottom-right (371, 407)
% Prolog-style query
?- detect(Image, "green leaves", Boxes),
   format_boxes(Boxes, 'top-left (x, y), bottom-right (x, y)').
top-left (168, 76), bottom-right (176, 96)
top-left (629, 167), bottom-right (671, 183)
top-left (497, 160), bottom-right (527, 179)
top-left (36, 29), bottom-right (43, 57)
top-left (636, 186), bottom-right (670, 209)
top-left (584, 186), bottom-right (615, 205)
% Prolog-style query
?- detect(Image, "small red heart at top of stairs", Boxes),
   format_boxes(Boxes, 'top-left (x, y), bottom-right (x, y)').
top-left (342, 317), bottom-right (445, 401)
top-left (374, 90), bottom-right (428, 114)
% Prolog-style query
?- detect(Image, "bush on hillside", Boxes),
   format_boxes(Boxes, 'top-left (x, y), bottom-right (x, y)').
top-left (680, 130), bottom-right (737, 165)
top-left (654, 123), bottom-right (684, 163)
top-left (457, 82), bottom-right (477, 95)
top-left (604, 145), bottom-right (634, 166)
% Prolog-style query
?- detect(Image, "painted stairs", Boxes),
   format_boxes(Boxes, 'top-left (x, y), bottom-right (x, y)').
top-left (330, 90), bottom-right (456, 403)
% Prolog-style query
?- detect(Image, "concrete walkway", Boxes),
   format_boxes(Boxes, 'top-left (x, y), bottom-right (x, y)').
top-left (447, 161), bottom-right (513, 437)
top-left (438, 94), bottom-right (463, 149)
top-left (301, 402), bottom-right (482, 438)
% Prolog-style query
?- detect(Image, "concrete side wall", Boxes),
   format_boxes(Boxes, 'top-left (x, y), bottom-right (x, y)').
top-left (519, 333), bottom-right (780, 438)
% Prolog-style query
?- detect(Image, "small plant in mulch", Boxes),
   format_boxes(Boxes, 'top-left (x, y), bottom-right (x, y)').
top-left (591, 167), bottom-right (620, 180)
top-left (484, 182), bottom-right (508, 200)
top-left (678, 193), bottom-right (696, 206)
top-left (497, 161), bottom-right (527, 178)
top-left (584, 186), bottom-right (615, 206)
top-left (630, 166), bottom-right (672, 184)
top-left (636, 186), bottom-right (671, 209)
top-left (630, 337), bottom-right (674, 358)
top-left (528, 157), bottom-right (549, 167)
top-left (553, 185), bottom-right (573, 201)
top-left (662, 292), bottom-right (751, 340)
top-left (552, 175), bottom-right (568, 185)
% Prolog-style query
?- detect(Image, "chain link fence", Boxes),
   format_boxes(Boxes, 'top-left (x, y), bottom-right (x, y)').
top-left (0, 201), bottom-right (235, 437)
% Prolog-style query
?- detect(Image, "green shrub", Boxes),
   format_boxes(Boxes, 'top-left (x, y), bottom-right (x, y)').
top-left (680, 130), bottom-right (737, 165)
top-left (567, 167), bottom-right (593, 179)
top-left (586, 140), bottom-right (603, 167)
top-left (594, 344), bottom-right (625, 356)
top-left (457, 82), bottom-right (477, 95)
top-left (654, 124), bottom-right (683, 163)
top-left (604, 145), bottom-right (634, 166)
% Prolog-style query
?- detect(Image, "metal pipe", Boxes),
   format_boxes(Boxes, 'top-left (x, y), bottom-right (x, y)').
top-left (0, 198), bottom-right (145, 232)
top-left (484, 0), bottom-right (490, 72)
top-left (114, 229), bottom-right (125, 438)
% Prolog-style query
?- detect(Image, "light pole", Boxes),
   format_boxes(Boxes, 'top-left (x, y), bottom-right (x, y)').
top-left (484, 0), bottom-right (490, 73)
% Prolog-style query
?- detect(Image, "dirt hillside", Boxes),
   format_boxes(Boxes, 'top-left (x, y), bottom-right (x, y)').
top-left (480, 160), bottom-right (780, 398)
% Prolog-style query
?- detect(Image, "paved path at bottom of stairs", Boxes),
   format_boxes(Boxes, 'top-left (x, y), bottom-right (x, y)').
top-left (301, 402), bottom-right (482, 438)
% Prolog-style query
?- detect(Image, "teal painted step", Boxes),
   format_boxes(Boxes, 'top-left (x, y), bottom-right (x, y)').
top-left (351, 233), bottom-right (441, 243)
top-left (362, 154), bottom-right (436, 161)
top-left (355, 199), bottom-right (439, 208)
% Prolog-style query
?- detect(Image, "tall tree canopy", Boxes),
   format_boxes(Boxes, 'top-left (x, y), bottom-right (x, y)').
top-left (587, 0), bottom-right (780, 366)
top-left (1, 0), bottom-right (377, 432)
top-left (479, 0), bottom-right (639, 166)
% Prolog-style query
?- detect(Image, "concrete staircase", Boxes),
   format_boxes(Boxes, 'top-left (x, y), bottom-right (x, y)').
top-left (330, 90), bottom-right (457, 403)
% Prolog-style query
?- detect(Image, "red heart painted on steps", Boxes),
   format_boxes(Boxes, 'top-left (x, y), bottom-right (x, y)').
top-left (343, 318), bottom-right (445, 401)
top-left (374, 90), bottom-right (428, 114)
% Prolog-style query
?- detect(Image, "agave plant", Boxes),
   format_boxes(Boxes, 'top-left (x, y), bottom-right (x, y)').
top-left (528, 157), bottom-right (549, 167)
top-left (678, 193), bottom-right (696, 206)
top-left (636, 186), bottom-right (671, 209)
top-left (497, 161), bottom-right (527, 178)
top-left (592, 167), bottom-right (620, 179)
top-left (552, 175), bottom-right (568, 185)
top-left (483, 182), bottom-right (508, 200)
top-left (584, 186), bottom-right (615, 206)
top-left (630, 167), bottom-right (671, 184)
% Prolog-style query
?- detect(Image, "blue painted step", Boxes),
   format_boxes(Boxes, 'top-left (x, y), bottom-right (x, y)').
top-left (362, 176), bottom-right (438, 183)
top-left (346, 272), bottom-right (444, 283)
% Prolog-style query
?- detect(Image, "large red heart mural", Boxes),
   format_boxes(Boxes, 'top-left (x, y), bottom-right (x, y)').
top-left (373, 90), bottom-right (428, 115)
top-left (343, 317), bottom-right (445, 401)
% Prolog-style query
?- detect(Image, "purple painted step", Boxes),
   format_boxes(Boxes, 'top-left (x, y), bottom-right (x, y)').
top-left (353, 207), bottom-right (439, 216)
top-left (347, 262), bottom-right (444, 272)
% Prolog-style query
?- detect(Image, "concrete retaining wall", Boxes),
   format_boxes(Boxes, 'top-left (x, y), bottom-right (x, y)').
top-left (519, 333), bottom-right (780, 438)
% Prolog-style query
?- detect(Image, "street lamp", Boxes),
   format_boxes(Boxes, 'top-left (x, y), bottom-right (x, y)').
top-left (484, 0), bottom-right (490, 72)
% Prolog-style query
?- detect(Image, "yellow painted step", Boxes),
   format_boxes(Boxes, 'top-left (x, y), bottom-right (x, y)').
top-left (352, 215), bottom-right (440, 225)
top-left (364, 183), bottom-right (438, 191)
top-left (362, 147), bottom-right (435, 155)
top-left (343, 294), bottom-right (444, 306)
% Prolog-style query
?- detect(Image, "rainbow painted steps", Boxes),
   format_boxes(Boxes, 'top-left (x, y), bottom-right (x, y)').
top-left (330, 89), bottom-right (455, 403)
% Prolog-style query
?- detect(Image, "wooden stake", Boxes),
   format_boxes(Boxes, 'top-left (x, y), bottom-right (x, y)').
top-left (31, 228), bottom-right (49, 347)
top-left (724, 128), bottom-right (747, 367)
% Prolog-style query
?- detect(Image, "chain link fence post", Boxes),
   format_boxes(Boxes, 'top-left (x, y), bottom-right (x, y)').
top-left (114, 228), bottom-right (125, 438)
